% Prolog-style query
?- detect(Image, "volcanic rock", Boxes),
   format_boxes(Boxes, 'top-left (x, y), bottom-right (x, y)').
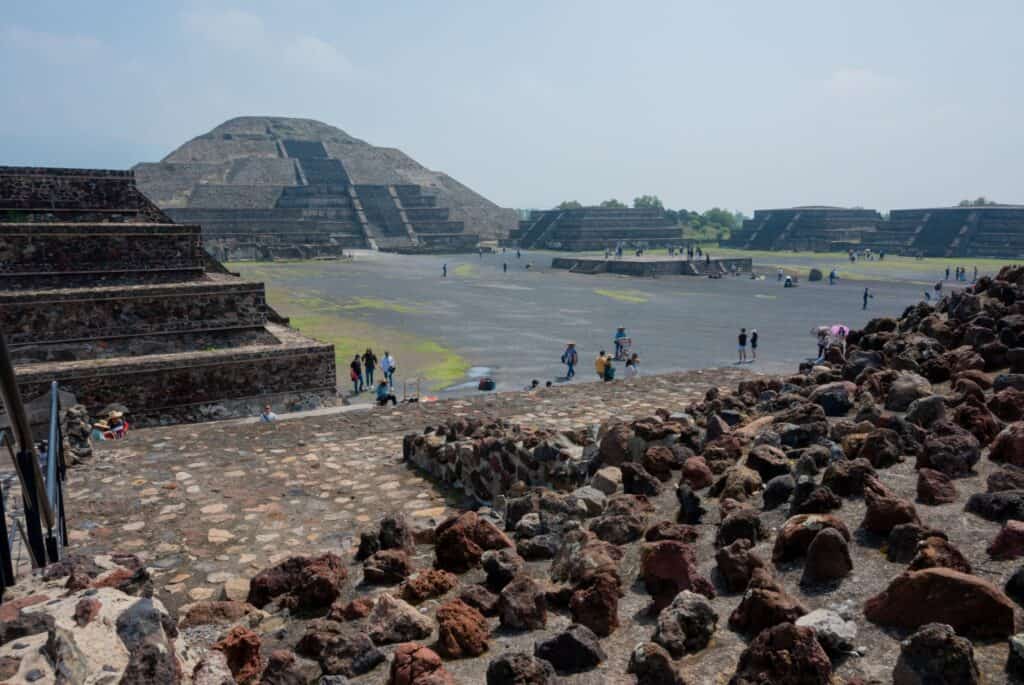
top-left (715, 538), bottom-right (771, 593)
top-left (435, 599), bottom-right (489, 659)
top-left (627, 642), bottom-right (686, 685)
top-left (498, 575), bottom-right (547, 630)
top-left (401, 570), bottom-right (458, 605)
top-left (822, 458), bottom-right (876, 496)
top-left (366, 594), bottom-right (434, 645)
top-left (388, 643), bottom-right (454, 685)
top-left (988, 520), bottom-right (1024, 560)
top-left (569, 572), bottom-right (620, 637)
top-left (991, 422), bottom-right (1024, 466)
top-left (247, 554), bottom-right (346, 611)
top-left (916, 468), bottom-right (957, 505)
top-left (485, 652), bottom-right (556, 685)
top-left (653, 590), bottom-right (718, 656)
top-left (621, 462), bottom-right (663, 496)
top-left (861, 487), bottom-right (920, 535)
top-left (772, 514), bottom-right (851, 563)
top-left (363, 549), bottom-right (414, 585)
top-left (864, 567), bottom-right (1016, 637)
top-left (892, 623), bottom-right (979, 685)
top-left (434, 511), bottom-right (514, 573)
top-left (640, 540), bottom-right (715, 611)
top-left (801, 527), bottom-right (853, 584)
top-left (716, 508), bottom-right (767, 548)
top-left (729, 569), bottom-right (808, 635)
top-left (730, 622), bottom-right (831, 685)
top-left (762, 474), bottom-right (796, 511)
top-left (214, 625), bottom-right (262, 685)
top-left (533, 623), bottom-right (605, 674)
top-left (795, 609), bottom-right (857, 654)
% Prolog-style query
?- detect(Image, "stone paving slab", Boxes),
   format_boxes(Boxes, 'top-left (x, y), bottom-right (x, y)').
top-left (61, 368), bottom-right (754, 614)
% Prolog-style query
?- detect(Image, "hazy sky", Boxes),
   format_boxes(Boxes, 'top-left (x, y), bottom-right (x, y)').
top-left (2, 1), bottom-right (1021, 213)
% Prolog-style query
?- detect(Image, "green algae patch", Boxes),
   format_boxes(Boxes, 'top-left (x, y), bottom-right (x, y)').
top-left (414, 341), bottom-right (471, 389)
top-left (594, 288), bottom-right (650, 304)
top-left (453, 264), bottom-right (479, 278)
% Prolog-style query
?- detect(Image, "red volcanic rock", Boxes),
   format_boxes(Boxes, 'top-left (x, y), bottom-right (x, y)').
top-left (214, 625), bottom-right (262, 685)
top-left (73, 597), bottom-right (101, 627)
top-left (715, 539), bottom-right (771, 593)
top-left (729, 568), bottom-right (808, 635)
top-left (681, 457), bottom-right (713, 489)
top-left (640, 540), bottom-right (715, 612)
top-left (389, 643), bottom-right (455, 685)
top-left (247, 553), bottom-right (346, 610)
top-left (772, 514), bottom-right (851, 563)
top-left (434, 511), bottom-right (514, 573)
top-left (400, 569), bottom-right (458, 605)
top-left (730, 623), bottom-right (831, 685)
top-left (435, 599), bottom-right (489, 659)
top-left (861, 488), bottom-right (920, 535)
top-left (864, 567), bottom-right (1016, 637)
top-left (988, 520), bottom-right (1024, 560)
top-left (916, 468), bottom-right (957, 505)
top-left (991, 423), bottom-right (1024, 466)
top-left (570, 572), bottom-right (621, 637)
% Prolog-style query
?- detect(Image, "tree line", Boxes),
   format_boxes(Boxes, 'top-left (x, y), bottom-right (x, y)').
top-left (553, 196), bottom-right (746, 238)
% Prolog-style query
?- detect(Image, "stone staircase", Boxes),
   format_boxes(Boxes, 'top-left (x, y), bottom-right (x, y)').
top-left (0, 167), bottom-right (337, 425)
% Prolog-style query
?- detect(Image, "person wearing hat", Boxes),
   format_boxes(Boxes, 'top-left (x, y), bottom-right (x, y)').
top-left (614, 326), bottom-right (628, 360)
top-left (107, 411), bottom-right (128, 439)
top-left (561, 342), bottom-right (578, 379)
top-left (91, 420), bottom-right (110, 441)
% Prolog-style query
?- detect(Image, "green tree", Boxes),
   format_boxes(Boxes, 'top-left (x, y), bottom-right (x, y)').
top-left (557, 200), bottom-right (582, 210)
top-left (702, 207), bottom-right (739, 231)
top-left (958, 196), bottom-right (997, 207)
top-left (633, 195), bottom-right (664, 210)
top-left (599, 198), bottom-right (627, 208)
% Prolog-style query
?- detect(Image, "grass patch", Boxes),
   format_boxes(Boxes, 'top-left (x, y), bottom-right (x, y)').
top-left (263, 285), bottom-right (467, 391)
top-left (594, 288), bottom-right (650, 304)
top-left (337, 296), bottom-right (420, 314)
top-left (453, 264), bottom-right (479, 278)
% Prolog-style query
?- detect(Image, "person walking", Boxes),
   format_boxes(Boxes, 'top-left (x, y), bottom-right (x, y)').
top-left (738, 328), bottom-right (748, 364)
top-left (349, 354), bottom-right (363, 394)
top-left (561, 342), bottom-right (578, 379)
top-left (362, 348), bottom-right (378, 387)
top-left (503, 262), bottom-right (508, 273)
top-left (945, 266), bottom-right (950, 280)
top-left (442, 263), bottom-right (447, 278)
top-left (863, 287), bottom-right (874, 310)
top-left (595, 350), bottom-right (607, 380)
top-left (750, 329), bottom-right (759, 361)
top-left (381, 351), bottom-right (396, 387)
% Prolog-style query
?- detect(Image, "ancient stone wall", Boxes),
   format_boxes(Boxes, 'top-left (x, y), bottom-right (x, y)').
top-left (0, 223), bottom-right (203, 275)
top-left (16, 343), bottom-right (337, 422)
top-left (0, 281), bottom-right (267, 345)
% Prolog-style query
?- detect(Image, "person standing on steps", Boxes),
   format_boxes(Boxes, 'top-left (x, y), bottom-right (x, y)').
top-left (362, 348), bottom-right (378, 387)
top-left (863, 287), bottom-right (874, 310)
top-left (738, 328), bottom-right (748, 364)
top-left (750, 329), bottom-right (759, 361)
top-left (561, 342), bottom-right (578, 379)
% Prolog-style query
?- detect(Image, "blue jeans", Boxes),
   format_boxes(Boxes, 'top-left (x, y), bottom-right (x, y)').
top-left (566, 362), bottom-right (575, 378)
top-left (385, 369), bottom-right (394, 386)
top-left (365, 368), bottom-right (374, 386)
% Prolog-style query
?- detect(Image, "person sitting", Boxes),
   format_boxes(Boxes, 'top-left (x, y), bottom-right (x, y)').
top-left (259, 404), bottom-right (277, 422)
top-left (376, 381), bottom-right (397, 406)
top-left (107, 411), bottom-right (129, 439)
top-left (91, 420), bottom-right (110, 441)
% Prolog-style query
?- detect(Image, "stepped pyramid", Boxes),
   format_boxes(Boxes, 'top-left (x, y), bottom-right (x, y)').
top-left (0, 166), bottom-right (337, 425)
top-left (134, 117), bottom-right (517, 257)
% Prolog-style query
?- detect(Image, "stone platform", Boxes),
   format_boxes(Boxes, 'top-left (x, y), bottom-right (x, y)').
top-left (55, 368), bottom-right (751, 615)
top-left (551, 255), bottom-right (753, 276)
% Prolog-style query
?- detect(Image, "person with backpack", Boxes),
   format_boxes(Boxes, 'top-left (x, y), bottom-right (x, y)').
top-left (561, 342), bottom-right (578, 379)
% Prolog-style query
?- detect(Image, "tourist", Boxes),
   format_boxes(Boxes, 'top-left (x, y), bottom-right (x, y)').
top-left (923, 290), bottom-right (931, 302)
top-left (259, 404), bottom-right (277, 422)
top-left (738, 328), bottom-right (748, 364)
top-left (705, 253), bottom-right (711, 266)
top-left (595, 350), bottom-right (607, 380)
top-left (603, 353), bottom-right (616, 382)
top-left (816, 328), bottom-right (828, 362)
top-left (526, 379), bottom-right (540, 391)
top-left (614, 326), bottom-right (628, 360)
top-left (561, 342), bottom-right (578, 379)
top-left (945, 266), bottom-right (950, 280)
top-left (91, 420), bottom-right (110, 441)
top-left (863, 287), bottom-right (874, 310)
top-left (516, 249), bottom-right (521, 259)
top-left (381, 351), bottom-right (396, 386)
top-left (973, 266), bottom-right (978, 282)
top-left (442, 263), bottom-right (447, 278)
top-left (625, 353), bottom-right (640, 379)
top-left (503, 262), bottom-right (508, 273)
top-left (829, 269), bottom-right (837, 285)
top-left (750, 329), bottom-right (759, 361)
top-left (350, 355), bottom-right (363, 394)
top-left (376, 380), bottom-right (397, 406)
top-left (777, 268), bottom-right (784, 282)
top-left (362, 348), bottom-right (378, 387)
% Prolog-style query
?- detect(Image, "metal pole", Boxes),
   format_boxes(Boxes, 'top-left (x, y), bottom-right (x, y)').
top-left (0, 331), bottom-right (53, 531)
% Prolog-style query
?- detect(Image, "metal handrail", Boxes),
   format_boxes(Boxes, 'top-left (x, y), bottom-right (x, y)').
top-left (44, 381), bottom-right (65, 560)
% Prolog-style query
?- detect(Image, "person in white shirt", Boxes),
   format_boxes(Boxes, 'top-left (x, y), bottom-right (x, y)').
top-left (380, 351), bottom-right (396, 387)
top-left (625, 353), bottom-right (640, 379)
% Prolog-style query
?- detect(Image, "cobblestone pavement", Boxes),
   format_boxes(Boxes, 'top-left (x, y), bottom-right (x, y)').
top-left (62, 368), bottom-right (754, 614)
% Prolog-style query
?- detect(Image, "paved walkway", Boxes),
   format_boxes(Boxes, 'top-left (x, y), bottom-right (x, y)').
top-left (61, 368), bottom-right (754, 613)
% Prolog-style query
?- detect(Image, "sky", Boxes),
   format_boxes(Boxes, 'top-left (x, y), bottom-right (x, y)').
top-left (1, 1), bottom-right (1022, 213)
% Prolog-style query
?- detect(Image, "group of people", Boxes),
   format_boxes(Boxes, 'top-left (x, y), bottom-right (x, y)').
top-left (593, 349), bottom-right (641, 381)
top-left (348, 349), bottom-right (399, 405)
top-left (90, 410), bottom-right (129, 441)
top-left (737, 328), bottom-right (759, 363)
top-left (945, 265), bottom-right (977, 282)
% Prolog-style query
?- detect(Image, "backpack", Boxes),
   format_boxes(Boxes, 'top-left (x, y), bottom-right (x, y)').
top-left (478, 377), bottom-right (496, 391)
